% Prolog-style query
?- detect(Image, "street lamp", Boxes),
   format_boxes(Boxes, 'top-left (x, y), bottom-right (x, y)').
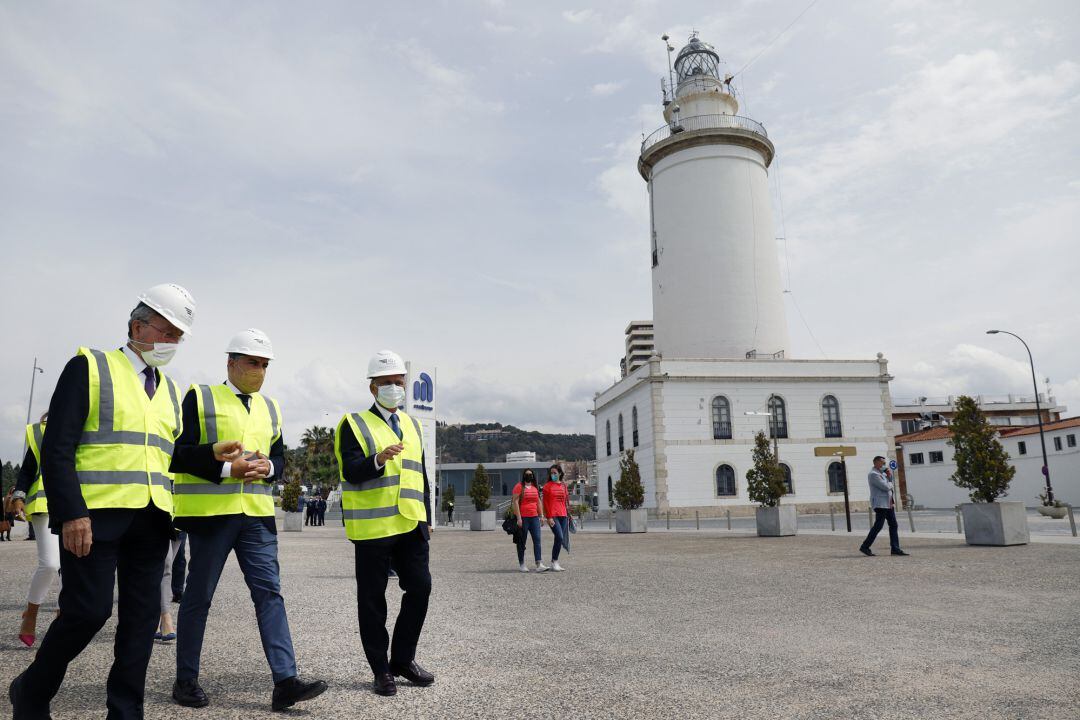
top-left (986, 330), bottom-right (1053, 502)
top-left (23, 358), bottom-right (44, 455)
top-left (745, 394), bottom-right (781, 459)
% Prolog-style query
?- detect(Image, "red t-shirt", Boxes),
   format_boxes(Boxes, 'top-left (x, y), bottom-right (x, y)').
top-left (542, 481), bottom-right (568, 518)
top-left (513, 482), bottom-right (540, 517)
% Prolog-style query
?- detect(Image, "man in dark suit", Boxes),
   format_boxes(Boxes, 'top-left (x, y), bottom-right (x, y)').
top-left (334, 349), bottom-right (434, 697)
top-left (8, 284), bottom-right (244, 720)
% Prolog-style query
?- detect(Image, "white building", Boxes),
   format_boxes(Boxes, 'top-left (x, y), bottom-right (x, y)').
top-left (622, 321), bottom-right (655, 378)
top-left (897, 417), bottom-right (1080, 508)
top-left (505, 451), bottom-right (537, 463)
top-left (593, 33), bottom-right (894, 515)
top-left (892, 394), bottom-right (1065, 436)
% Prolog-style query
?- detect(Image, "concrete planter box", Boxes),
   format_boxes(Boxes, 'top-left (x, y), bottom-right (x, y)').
top-left (616, 508), bottom-right (648, 533)
top-left (960, 502), bottom-right (1029, 546)
top-left (282, 511), bottom-right (304, 533)
top-left (756, 505), bottom-right (797, 537)
top-left (1036, 505), bottom-right (1068, 519)
top-left (471, 510), bottom-right (496, 531)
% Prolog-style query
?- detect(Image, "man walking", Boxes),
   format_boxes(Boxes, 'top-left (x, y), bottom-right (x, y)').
top-left (169, 328), bottom-right (326, 711)
top-left (859, 456), bottom-right (909, 557)
top-left (334, 350), bottom-right (434, 697)
top-left (8, 284), bottom-right (237, 720)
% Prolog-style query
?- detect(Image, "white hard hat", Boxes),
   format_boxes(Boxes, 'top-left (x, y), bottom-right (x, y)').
top-left (225, 328), bottom-right (275, 359)
top-left (367, 350), bottom-right (406, 378)
top-left (138, 283), bottom-right (196, 335)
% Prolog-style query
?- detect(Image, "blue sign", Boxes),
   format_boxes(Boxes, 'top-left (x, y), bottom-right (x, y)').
top-left (412, 372), bottom-right (434, 411)
top-left (889, 459), bottom-right (897, 470)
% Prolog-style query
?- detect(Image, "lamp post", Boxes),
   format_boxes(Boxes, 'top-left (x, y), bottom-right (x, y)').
top-left (986, 330), bottom-right (1053, 502)
top-left (744, 394), bottom-right (781, 459)
top-left (23, 358), bottom-right (44, 455)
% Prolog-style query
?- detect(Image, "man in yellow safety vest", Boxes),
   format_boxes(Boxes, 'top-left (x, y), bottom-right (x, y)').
top-left (169, 328), bottom-right (326, 711)
top-left (334, 350), bottom-right (434, 697)
top-left (9, 284), bottom-right (244, 720)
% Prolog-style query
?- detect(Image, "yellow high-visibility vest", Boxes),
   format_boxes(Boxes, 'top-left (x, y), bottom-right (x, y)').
top-left (74, 347), bottom-right (182, 513)
top-left (173, 384), bottom-right (281, 518)
top-left (334, 408), bottom-right (426, 541)
top-left (24, 422), bottom-right (47, 516)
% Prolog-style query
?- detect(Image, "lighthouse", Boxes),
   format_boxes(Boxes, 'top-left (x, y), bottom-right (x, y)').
top-left (594, 31), bottom-right (895, 519)
top-left (640, 33), bottom-right (789, 359)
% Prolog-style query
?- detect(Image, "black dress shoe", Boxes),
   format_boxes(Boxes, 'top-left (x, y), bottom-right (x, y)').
top-left (9, 673), bottom-right (53, 720)
top-left (272, 676), bottom-right (328, 711)
top-left (373, 672), bottom-right (397, 696)
top-left (390, 660), bottom-right (435, 687)
top-left (891, 549), bottom-right (910, 556)
top-left (859, 546), bottom-right (875, 556)
top-left (172, 679), bottom-right (209, 708)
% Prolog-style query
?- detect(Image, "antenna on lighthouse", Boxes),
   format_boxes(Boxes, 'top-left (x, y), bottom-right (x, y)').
top-left (661, 34), bottom-right (676, 106)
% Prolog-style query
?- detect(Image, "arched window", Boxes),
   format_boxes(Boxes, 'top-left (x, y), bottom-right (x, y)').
top-left (605, 420), bottom-right (611, 456)
top-left (618, 413), bottom-right (625, 452)
top-left (711, 396), bottom-right (732, 439)
top-left (827, 462), bottom-right (846, 494)
top-left (607, 476), bottom-right (614, 506)
top-left (632, 406), bottom-right (639, 447)
top-left (822, 395), bottom-right (842, 438)
top-left (779, 463), bottom-right (793, 495)
top-left (715, 464), bottom-right (736, 497)
top-left (768, 395), bottom-right (788, 439)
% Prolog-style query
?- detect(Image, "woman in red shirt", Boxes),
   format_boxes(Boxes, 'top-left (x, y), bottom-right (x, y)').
top-left (511, 470), bottom-right (546, 572)
top-left (542, 464), bottom-right (570, 572)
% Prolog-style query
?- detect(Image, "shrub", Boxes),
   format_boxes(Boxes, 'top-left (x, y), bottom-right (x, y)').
top-left (746, 431), bottom-right (787, 507)
top-left (613, 450), bottom-right (645, 510)
top-left (281, 477), bottom-right (302, 513)
top-left (948, 395), bottom-right (1015, 502)
top-left (469, 464), bottom-right (491, 511)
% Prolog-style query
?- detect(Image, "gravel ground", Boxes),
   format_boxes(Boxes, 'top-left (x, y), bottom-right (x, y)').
top-left (1, 524), bottom-right (1078, 719)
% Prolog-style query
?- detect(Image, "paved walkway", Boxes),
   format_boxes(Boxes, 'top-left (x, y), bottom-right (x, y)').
top-left (1, 524), bottom-right (1077, 719)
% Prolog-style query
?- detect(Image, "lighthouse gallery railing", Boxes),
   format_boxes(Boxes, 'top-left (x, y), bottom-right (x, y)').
top-left (641, 114), bottom-right (768, 154)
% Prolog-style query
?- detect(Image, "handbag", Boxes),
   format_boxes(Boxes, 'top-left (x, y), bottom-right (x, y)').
top-left (568, 514), bottom-right (578, 534)
top-left (0, 520), bottom-right (10, 533)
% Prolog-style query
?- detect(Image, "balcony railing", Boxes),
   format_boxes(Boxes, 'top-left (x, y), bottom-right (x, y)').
top-left (824, 421), bottom-right (843, 438)
top-left (712, 421), bottom-right (732, 440)
top-left (769, 420), bottom-right (788, 440)
top-left (642, 114), bottom-right (769, 154)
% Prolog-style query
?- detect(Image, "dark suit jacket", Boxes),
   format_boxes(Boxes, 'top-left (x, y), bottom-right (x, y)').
top-left (15, 446), bottom-right (36, 495)
top-left (168, 384), bottom-right (285, 534)
top-left (338, 403), bottom-right (431, 539)
top-left (41, 352), bottom-right (185, 541)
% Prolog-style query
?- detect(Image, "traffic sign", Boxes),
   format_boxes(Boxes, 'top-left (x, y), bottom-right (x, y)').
top-left (889, 459), bottom-right (898, 470)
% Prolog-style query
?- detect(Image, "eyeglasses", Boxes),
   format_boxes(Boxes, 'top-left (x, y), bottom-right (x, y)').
top-left (142, 320), bottom-right (185, 343)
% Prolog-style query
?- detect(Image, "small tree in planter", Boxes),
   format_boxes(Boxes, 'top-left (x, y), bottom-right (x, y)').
top-left (281, 477), bottom-right (303, 532)
top-left (469, 463), bottom-right (495, 531)
top-left (949, 395), bottom-right (1027, 545)
top-left (746, 431), bottom-right (795, 536)
top-left (614, 450), bottom-right (647, 533)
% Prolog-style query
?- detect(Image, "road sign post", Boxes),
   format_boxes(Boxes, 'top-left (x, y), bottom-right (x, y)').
top-left (815, 446), bottom-right (857, 532)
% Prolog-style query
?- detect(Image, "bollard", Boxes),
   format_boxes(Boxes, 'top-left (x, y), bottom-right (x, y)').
top-left (907, 507), bottom-right (915, 534)
top-left (666, 511), bottom-right (670, 530)
top-left (829, 504), bottom-right (835, 532)
top-left (955, 506), bottom-right (962, 534)
top-left (1068, 505), bottom-right (1077, 537)
top-left (726, 509), bottom-right (731, 530)
top-left (608, 510), bottom-right (612, 530)
top-left (868, 507), bottom-right (873, 527)
top-left (695, 511), bottom-right (700, 530)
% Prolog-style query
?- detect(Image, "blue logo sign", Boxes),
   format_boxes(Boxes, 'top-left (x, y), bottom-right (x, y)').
top-left (889, 459), bottom-right (898, 470)
top-left (412, 372), bottom-right (434, 407)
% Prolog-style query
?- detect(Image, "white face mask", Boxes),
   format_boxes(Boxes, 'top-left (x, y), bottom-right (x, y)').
top-left (142, 342), bottom-right (178, 367)
top-left (376, 384), bottom-right (405, 410)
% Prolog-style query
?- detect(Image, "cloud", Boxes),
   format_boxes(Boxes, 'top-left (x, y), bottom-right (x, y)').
top-left (562, 9), bottom-right (596, 24)
top-left (590, 80), bottom-right (626, 96)
top-left (483, 20), bottom-right (517, 34)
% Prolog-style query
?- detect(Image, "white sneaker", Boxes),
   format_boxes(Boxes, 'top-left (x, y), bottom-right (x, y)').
top-left (518, 563), bottom-right (529, 573)
top-left (551, 561), bottom-right (564, 572)
top-left (535, 563), bottom-right (550, 572)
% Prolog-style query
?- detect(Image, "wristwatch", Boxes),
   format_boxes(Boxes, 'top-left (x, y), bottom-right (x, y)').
top-left (12, 490), bottom-right (27, 500)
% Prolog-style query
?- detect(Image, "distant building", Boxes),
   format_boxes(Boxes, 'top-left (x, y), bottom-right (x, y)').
top-left (892, 395), bottom-right (1065, 436)
top-left (439, 460), bottom-right (556, 505)
top-left (896, 417), bottom-right (1080, 508)
top-left (621, 321), bottom-right (655, 378)
top-left (462, 428), bottom-right (506, 442)
top-left (505, 451), bottom-right (537, 463)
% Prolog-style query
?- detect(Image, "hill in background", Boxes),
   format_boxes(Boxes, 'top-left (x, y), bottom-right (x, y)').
top-left (437, 422), bottom-right (595, 463)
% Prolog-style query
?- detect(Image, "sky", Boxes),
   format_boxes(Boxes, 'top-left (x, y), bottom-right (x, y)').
top-left (2, 0), bottom-right (1079, 463)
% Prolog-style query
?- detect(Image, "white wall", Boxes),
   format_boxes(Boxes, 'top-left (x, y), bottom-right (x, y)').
top-left (595, 378), bottom-right (653, 510)
top-left (902, 427), bottom-right (1080, 508)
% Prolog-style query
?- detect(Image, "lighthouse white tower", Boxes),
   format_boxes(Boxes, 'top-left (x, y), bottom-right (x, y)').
top-left (640, 34), bottom-right (789, 359)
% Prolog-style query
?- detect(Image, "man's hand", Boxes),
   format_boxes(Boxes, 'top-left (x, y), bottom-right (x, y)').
top-left (376, 443), bottom-right (404, 466)
top-left (231, 455), bottom-right (266, 480)
top-left (243, 452), bottom-right (272, 483)
top-left (63, 517), bottom-right (93, 557)
top-left (213, 440), bottom-right (244, 462)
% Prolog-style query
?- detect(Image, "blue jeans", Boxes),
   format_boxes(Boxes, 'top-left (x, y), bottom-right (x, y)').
top-left (177, 516), bottom-right (297, 683)
top-left (862, 508), bottom-right (901, 553)
top-left (550, 516), bottom-right (569, 560)
top-left (516, 516), bottom-right (542, 564)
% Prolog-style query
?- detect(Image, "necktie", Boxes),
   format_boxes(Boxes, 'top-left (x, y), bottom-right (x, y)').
top-left (142, 367), bottom-right (156, 399)
top-left (389, 412), bottom-right (403, 440)
top-left (238, 394), bottom-right (251, 412)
